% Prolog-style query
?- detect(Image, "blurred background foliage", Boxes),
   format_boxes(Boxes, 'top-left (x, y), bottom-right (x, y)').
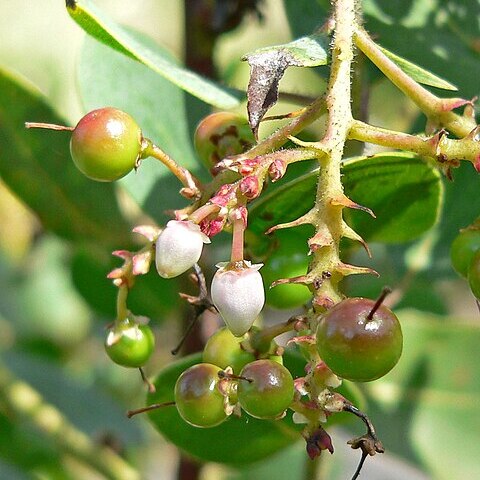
top-left (0, 1), bottom-right (479, 479)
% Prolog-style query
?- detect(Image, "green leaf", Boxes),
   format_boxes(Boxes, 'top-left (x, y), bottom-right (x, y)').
top-left (248, 153), bottom-right (443, 249)
top-left (147, 350), bottom-right (363, 465)
top-left (67, 0), bottom-right (240, 109)
top-left (342, 153), bottom-right (443, 243)
top-left (363, 311), bottom-right (480, 479)
top-left (228, 443), bottom-right (306, 480)
top-left (244, 34), bottom-right (329, 68)
top-left (377, 44), bottom-right (457, 91)
top-left (0, 67), bottom-right (130, 247)
top-left (78, 32), bottom-right (199, 220)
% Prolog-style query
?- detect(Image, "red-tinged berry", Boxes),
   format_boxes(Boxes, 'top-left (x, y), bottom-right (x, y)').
top-left (468, 250), bottom-right (480, 299)
top-left (450, 228), bottom-right (480, 278)
top-left (174, 363), bottom-right (228, 428)
top-left (70, 107), bottom-right (142, 182)
top-left (316, 297), bottom-right (402, 382)
top-left (237, 360), bottom-right (294, 419)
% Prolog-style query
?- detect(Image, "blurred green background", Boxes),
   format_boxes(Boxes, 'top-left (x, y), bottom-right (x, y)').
top-left (0, 1), bottom-right (479, 479)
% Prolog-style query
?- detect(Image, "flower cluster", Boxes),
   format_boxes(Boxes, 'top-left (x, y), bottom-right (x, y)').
top-left (154, 217), bottom-right (265, 338)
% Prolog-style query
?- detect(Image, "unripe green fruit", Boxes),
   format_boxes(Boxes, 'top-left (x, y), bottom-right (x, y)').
top-left (105, 318), bottom-right (155, 368)
top-left (262, 234), bottom-right (311, 309)
top-left (468, 250), bottom-right (480, 299)
top-left (237, 360), bottom-right (294, 419)
top-left (203, 327), bottom-right (255, 373)
top-left (450, 229), bottom-right (480, 278)
top-left (174, 363), bottom-right (228, 428)
top-left (70, 107), bottom-right (142, 182)
top-left (194, 112), bottom-right (255, 172)
top-left (316, 298), bottom-right (402, 382)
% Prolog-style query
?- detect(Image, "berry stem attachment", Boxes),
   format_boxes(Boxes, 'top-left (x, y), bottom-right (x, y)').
top-left (126, 401), bottom-right (176, 419)
top-left (24, 122), bottom-right (74, 131)
top-left (142, 139), bottom-right (202, 196)
top-left (217, 370), bottom-right (253, 383)
top-left (367, 287), bottom-right (392, 320)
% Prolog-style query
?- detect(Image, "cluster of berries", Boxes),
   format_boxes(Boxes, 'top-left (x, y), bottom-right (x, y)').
top-left (28, 107), bottom-right (404, 472)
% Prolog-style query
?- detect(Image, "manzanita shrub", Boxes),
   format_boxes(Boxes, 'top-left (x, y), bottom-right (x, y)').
top-left (1, 0), bottom-right (480, 479)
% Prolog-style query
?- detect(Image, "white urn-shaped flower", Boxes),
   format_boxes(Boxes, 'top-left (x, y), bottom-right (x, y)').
top-left (211, 261), bottom-right (265, 337)
top-left (155, 220), bottom-right (210, 278)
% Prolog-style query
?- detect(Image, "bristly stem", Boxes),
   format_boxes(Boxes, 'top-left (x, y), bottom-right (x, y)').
top-left (308, 0), bottom-right (357, 309)
top-left (349, 120), bottom-right (480, 168)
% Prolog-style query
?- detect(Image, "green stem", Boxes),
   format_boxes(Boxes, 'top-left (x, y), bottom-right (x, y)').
top-left (142, 139), bottom-right (202, 193)
top-left (309, 0), bottom-right (357, 308)
top-left (354, 28), bottom-right (477, 138)
top-left (241, 96), bottom-right (327, 159)
top-left (0, 365), bottom-right (140, 480)
top-left (349, 120), bottom-right (480, 167)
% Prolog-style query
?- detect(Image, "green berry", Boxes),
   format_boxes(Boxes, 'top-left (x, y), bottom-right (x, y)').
top-left (203, 327), bottom-right (255, 373)
top-left (105, 317), bottom-right (155, 368)
top-left (237, 360), bottom-right (294, 419)
top-left (468, 250), bottom-right (480, 299)
top-left (262, 233), bottom-right (311, 309)
top-left (70, 107), bottom-right (142, 182)
top-left (174, 363), bottom-right (228, 428)
top-left (194, 112), bottom-right (255, 173)
top-left (316, 298), bottom-right (402, 382)
top-left (450, 229), bottom-right (480, 278)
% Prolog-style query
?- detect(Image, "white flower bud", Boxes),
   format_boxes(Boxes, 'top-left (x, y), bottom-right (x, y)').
top-left (211, 261), bottom-right (265, 337)
top-left (155, 220), bottom-right (210, 278)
